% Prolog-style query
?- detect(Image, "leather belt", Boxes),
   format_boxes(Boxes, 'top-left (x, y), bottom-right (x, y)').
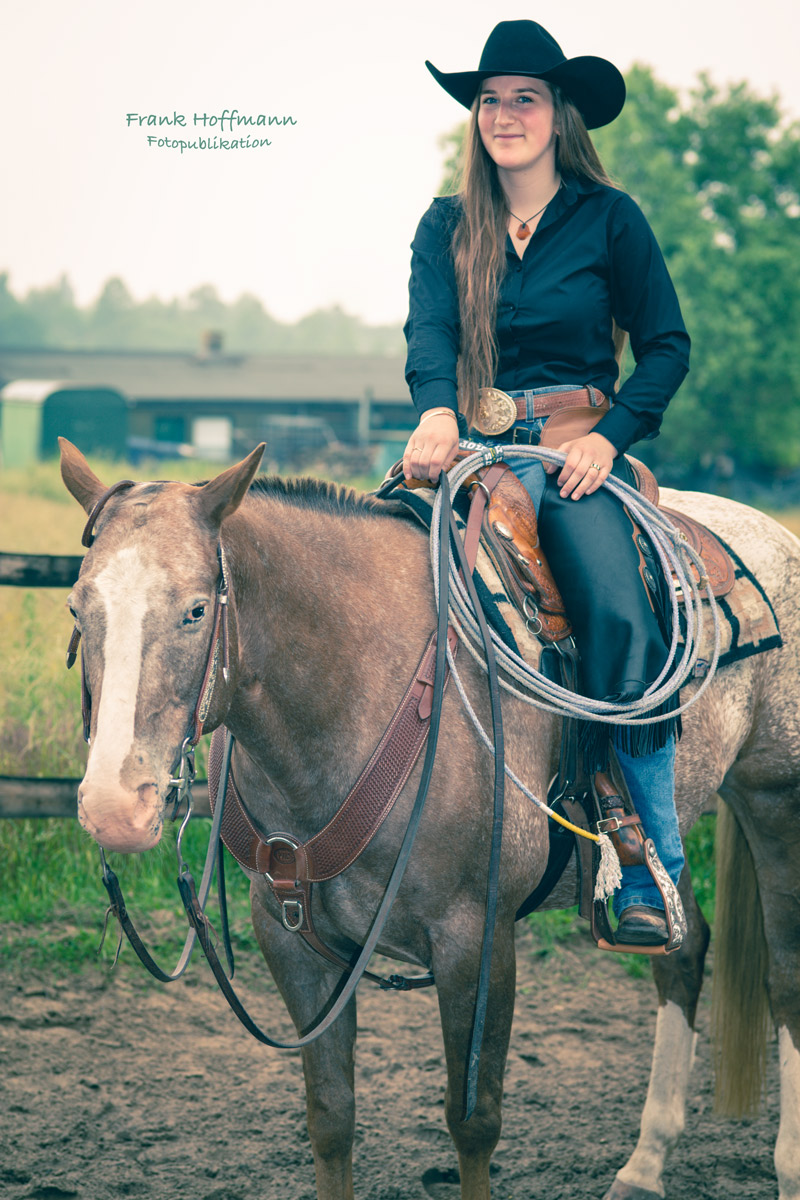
top-left (476, 385), bottom-right (608, 436)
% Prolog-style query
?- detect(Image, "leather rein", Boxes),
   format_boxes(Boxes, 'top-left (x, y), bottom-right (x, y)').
top-left (68, 468), bottom-right (507, 1120)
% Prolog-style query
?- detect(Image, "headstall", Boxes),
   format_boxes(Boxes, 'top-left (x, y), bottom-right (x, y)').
top-left (66, 480), bottom-right (231, 808)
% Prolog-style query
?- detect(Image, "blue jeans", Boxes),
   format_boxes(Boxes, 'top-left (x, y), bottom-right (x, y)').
top-left (471, 387), bottom-right (685, 914)
top-left (612, 736), bottom-right (684, 916)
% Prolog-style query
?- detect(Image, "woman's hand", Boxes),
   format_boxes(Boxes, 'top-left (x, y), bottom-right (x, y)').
top-left (402, 412), bottom-right (460, 481)
top-left (542, 430), bottom-right (618, 499)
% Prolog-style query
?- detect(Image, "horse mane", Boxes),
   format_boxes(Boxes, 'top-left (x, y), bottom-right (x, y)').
top-left (248, 474), bottom-right (390, 519)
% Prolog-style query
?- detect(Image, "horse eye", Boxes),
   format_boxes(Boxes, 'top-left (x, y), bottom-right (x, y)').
top-left (183, 604), bottom-right (207, 625)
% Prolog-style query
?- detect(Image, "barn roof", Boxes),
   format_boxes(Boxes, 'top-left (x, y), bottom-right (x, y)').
top-left (0, 349), bottom-right (409, 405)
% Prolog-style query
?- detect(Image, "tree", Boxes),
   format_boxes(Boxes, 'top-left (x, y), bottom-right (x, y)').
top-left (596, 67), bottom-right (800, 479)
top-left (0, 272), bottom-right (44, 347)
top-left (24, 274), bottom-right (84, 347)
top-left (87, 276), bottom-right (136, 346)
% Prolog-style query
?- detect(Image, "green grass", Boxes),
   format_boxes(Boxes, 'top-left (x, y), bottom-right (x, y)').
top-left (1, 814), bottom-right (253, 972)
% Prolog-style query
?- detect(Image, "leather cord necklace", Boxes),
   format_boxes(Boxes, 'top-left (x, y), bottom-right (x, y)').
top-left (509, 179), bottom-right (562, 239)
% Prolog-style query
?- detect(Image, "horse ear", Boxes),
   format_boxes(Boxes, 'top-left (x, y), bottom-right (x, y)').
top-left (59, 437), bottom-right (109, 514)
top-left (196, 443), bottom-right (266, 528)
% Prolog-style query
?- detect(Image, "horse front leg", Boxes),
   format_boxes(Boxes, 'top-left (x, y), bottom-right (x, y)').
top-left (604, 865), bottom-right (710, 1200)
top-left (432, 916), bottom-right (516, 1200)
top-left (250, 879), bottom-right (357, 1200)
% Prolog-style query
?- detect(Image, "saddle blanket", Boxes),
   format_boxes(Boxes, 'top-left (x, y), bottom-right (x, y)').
top-left (683, 531), bottom-right (782, 676)
top-left (385, 484), bottom-right (782, 680)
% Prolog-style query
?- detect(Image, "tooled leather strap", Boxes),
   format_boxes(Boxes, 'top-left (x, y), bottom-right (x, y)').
top-left (513, 384), bottom-right (608, 421)
top-left (209, 627), bottom-right (459, 881)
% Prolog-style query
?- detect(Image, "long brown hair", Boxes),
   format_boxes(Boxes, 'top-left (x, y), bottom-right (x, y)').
top-left (451, 81), bottom-right (626, 426)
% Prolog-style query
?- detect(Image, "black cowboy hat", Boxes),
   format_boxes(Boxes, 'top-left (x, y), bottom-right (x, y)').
top-left (426, 20), bottom-right (625, 130)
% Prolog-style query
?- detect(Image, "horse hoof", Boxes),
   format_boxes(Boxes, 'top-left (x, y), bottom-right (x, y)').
top-left (602, 1180), bottom-right (663, 1200)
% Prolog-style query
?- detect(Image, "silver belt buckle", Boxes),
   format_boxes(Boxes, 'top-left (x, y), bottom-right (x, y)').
top-left (476, 387), bottom-right (518, 435)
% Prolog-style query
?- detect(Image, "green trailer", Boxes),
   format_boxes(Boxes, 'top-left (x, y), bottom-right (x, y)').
top-left (0, 380), bottom-right (128, 467)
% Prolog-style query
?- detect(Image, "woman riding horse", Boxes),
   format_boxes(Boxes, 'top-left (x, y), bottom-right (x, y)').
top-left (401, 19), bottom-right (691, 946)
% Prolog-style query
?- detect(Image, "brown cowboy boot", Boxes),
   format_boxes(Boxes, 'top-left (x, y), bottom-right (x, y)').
top-left (592, 771), bottom-right (669, 947)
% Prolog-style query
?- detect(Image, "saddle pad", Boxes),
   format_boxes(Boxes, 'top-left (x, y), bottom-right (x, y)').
top-left (381, 484), bottom-right (782, 679)
top-left (680, 531), bottom-right (782, 676)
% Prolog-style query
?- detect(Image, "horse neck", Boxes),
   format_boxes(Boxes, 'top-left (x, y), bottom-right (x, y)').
top-left (221, 496), bottom-right (435, 827)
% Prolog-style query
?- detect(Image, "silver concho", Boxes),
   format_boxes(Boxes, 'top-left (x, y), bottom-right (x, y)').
top-left (476, 387), bottom-right (518, 436)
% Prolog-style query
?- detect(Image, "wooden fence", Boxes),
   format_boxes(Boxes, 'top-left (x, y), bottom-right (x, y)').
top-left (0, 775), bottom-right (211, 819)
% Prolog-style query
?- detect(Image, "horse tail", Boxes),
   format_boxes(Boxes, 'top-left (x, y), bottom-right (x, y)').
top-left (711, 797), bottom-right (771, 1116)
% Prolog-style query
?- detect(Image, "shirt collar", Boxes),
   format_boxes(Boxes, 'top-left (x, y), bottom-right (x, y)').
top-left (551, 172), bottom-right (601, 213)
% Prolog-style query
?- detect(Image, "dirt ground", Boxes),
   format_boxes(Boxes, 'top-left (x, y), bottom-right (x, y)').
top-left (0, 920), bottom-right (781, 1200)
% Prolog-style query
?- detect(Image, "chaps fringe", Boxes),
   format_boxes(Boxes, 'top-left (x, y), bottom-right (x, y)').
top-left (579, 689), bottom-right (682, 775)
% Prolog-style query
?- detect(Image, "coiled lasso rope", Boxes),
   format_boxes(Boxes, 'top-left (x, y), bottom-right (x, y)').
top-left (428, 444), bottom-right (722, 900)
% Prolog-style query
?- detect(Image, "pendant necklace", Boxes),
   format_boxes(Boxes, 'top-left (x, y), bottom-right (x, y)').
top-left (509, 180), bottom-right (562, 240)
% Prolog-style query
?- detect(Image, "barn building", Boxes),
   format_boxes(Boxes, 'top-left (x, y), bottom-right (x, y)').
top-left (0, 341), bottom-right (415, 470)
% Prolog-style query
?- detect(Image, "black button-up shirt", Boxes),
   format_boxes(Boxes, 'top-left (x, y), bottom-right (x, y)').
top-left (403, 174), bottom-right (690, 454)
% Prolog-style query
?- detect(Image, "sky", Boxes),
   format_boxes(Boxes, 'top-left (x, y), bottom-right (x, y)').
top-left (2, 0), bottom-right (798, 327)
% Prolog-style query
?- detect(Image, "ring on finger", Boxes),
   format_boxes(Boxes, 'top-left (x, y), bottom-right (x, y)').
top-left (589, 461), bottom-right (603, 471)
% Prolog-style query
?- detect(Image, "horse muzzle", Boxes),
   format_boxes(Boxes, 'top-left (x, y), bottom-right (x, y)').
top-left (77, 778), bottom-right (164, 853)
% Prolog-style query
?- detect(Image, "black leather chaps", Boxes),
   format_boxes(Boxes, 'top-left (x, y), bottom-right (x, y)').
top-left (538, 455), bottom-right (680, 771)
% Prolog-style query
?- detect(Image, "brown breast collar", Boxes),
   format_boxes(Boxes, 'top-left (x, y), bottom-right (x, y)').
top-left (206, 627), bottom-right (459, 978)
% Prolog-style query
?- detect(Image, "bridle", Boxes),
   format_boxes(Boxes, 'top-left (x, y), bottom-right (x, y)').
top-left (67, 479), bottom-right (232, 805)
top-left (166, 540), bottom-right (231, 815)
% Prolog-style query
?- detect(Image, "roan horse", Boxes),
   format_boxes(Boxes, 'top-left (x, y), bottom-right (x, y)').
top-left (59, 437), bottom-right (800, 1200)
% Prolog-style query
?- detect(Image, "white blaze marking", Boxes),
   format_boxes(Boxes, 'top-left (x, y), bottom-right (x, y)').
top-left (84, 546), bottom-right (154, 789)
top-left (615, 1000), bottom-right (696, 1197)
top-left (776, 1026), bottom-right (800, 1200)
